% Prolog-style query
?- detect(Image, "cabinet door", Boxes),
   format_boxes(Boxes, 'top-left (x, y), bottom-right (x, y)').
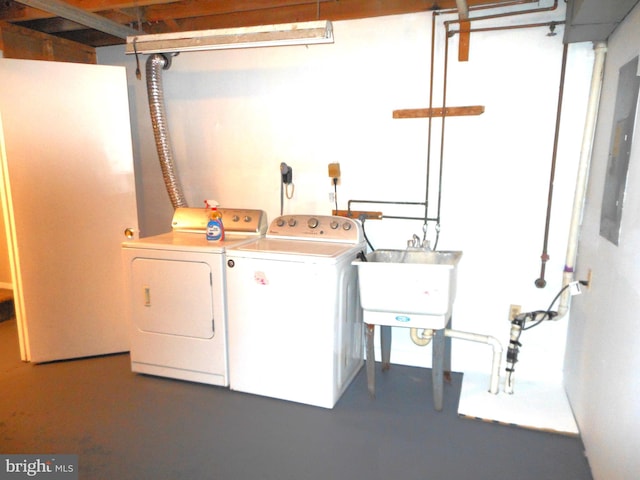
top-left (0, 59), bottom-right (139, 363)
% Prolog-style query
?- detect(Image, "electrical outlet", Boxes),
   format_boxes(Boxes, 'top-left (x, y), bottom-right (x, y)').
top-left (328, 163), bottom-right (341, 179)
top-left (509, 304), bottom-right (521, 322)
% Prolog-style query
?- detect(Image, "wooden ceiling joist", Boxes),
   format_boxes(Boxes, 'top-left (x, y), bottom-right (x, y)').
top-left (0, 20), bottom-right (96, 63)
top-left (0, 0), bottom-right (522, 48)
top-left (12, 0), bottom-right (142, 38)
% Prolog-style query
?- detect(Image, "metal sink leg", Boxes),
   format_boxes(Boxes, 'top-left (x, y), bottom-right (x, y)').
top-left (365, 324), bottom-right (376, 398)
top-left (432, 329), bottom-right (445, 411)
top-left (380, 325), bottom-right (391, 371)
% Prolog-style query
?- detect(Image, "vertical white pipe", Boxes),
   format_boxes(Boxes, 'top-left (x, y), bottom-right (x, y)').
top-left (506, 44), bottom-right (607, 394)
top-left (455, 0), bottom-right (469, 19)
top-left (557, 41), bottom-right (607, 318)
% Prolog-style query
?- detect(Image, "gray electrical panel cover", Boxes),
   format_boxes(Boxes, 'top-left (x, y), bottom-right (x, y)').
top-left (600, 56), bottom-right (639, 245)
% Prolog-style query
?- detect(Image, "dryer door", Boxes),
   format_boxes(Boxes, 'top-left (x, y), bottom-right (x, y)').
top-left (131, 258), bottom-right (215, 339)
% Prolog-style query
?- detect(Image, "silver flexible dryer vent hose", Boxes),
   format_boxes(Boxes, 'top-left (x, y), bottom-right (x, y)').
top-left (146, 54), bottom-right (188, 209)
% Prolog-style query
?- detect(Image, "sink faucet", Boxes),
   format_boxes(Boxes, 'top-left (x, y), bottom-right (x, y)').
top-left (407, 234), bottom-right (431, 250)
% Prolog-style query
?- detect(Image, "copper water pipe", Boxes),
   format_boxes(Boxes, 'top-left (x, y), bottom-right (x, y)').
top-left (446, 18), bottom-right (569, 289)
top-left (426, 0), bottom-right (558, 242)
top-left (424, 12), bottom-right (437, 243)
top-left (436, 0), bottom-right (539, 16)
top-left (536, 42), bottom-right (569, 288)
top-left (448, 20), bottom-right (564, 35)
top-left (443, 0), bottom-right (559, 29)
top-left (436, 21), bottom-right (451, 234)
top-left (424, 0), bottom-right (540, 244)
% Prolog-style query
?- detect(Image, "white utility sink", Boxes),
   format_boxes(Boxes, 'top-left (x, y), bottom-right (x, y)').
top-left (353, 249), bottom-right (462, 329)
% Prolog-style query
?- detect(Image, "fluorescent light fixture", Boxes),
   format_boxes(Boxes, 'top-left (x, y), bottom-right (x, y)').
top-left (126, 20), bottom-right (333, 55)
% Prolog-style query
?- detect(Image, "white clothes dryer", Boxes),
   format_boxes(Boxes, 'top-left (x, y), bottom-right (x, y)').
top-left (225, 214), bottom-right (366, 408)
top-left (122, 207), bottom-right (267, 386)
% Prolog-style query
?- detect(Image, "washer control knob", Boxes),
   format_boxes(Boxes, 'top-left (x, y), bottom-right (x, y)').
top-left (277, 218), bottom-right (286, 227)
top-left (232, 215), bottom-right (240, 222)
top-left (343, 222), bottom-right (352, 231)
top-left (307, 217), bottom-right (319, 229)
top-left (330, 220), bottom-right (340, 230)
top-left (288, 218), bottom-right (297, 227)
top-left (244, 216), bottom-right (252, 222)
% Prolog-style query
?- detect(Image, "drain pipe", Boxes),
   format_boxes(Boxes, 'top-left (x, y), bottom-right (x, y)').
top-left (411, 328), bottom-right (434, 346)
top-left (504, 42), bottom-right (608, 394)
top-left (410, 327), bottom-right (502, 394)
top-left (529, 40), bottom-right (607, 321)
top-left (146, 53), bottom-right (188, 209)
top-left (556, 41), bottom-right (607, 319)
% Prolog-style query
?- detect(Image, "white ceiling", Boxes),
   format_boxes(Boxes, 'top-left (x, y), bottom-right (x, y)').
top-left (564, 0), bottom-right (640, 43)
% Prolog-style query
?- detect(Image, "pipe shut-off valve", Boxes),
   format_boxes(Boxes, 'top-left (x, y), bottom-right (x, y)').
top-left (504, 280), bottom-right (586, 394)
top-left (505, 314), bottom-right (526, 394)
top-left (504, 309), bottom-right (559, 394)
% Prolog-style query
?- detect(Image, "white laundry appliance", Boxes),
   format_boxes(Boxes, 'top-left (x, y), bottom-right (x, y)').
top-left (122, 207), bottom-right (267, 386)
top-left (225, 214), bottom-right (366, 408)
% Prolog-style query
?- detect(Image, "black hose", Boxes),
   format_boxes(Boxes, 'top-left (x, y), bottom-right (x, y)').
top-left (358, 216), bottom-right (375, 251)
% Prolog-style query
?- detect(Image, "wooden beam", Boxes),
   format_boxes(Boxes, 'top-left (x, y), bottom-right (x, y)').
top-left (332, 210), bottom-right (383, 220)
top-left (153, 0), bottom-right (511, 32)
top-left (455, 0), bottom-right (470, 61)
top-left (13, 0), bottom-right (141, 38)
top-left (0, 1), bottom-right (176, 22)
top-left (458, 20), bottom-right (470, 61)
top-left (393, 106), bottom-right (485, 118)
top-left (0, 0), bottom-right (528, 47)
top-left (1, 0), bottom-right (520, 23)
top-left (0, 21), bottom-right (96, 63)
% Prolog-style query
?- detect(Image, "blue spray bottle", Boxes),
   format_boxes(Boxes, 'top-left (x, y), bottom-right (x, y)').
top-left (205, 200), bottom-right (224, 241)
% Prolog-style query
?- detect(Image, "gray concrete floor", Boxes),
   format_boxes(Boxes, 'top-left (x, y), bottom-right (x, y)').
top-left (0, 318), bottom-right (592, 480)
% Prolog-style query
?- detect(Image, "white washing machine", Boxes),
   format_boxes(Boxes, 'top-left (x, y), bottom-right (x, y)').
top-left (225, 214), bottom-right (366, 408)
top-left (122, 207), bottom-right (267, 386)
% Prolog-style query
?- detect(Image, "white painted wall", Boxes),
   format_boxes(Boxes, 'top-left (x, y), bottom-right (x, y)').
top-left (564, 3), bottom-right (640, 479)
top-left (100, 6), bottom-right (592, 391)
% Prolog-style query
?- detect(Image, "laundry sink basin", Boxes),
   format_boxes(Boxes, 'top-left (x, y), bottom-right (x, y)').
top-left (353, 249), bottom-right (462, 329)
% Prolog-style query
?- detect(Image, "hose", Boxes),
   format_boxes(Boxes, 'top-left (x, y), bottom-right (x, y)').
top-left (146, 54), bottom-right (188, 209)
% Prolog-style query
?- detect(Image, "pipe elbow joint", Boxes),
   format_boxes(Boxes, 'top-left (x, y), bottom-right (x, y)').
top-left (410, 328), bottom-right (434, 346)
top-left (485, 335), bottom-right (503, 353)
